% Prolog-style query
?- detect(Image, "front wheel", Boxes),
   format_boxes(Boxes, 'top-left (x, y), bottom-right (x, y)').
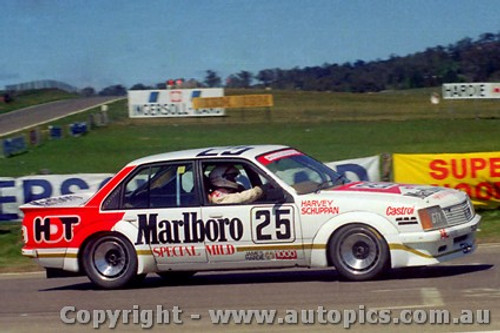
top-left (82, 233), bottom-right (140, 289)
top-left (328, 224), bottom-right (389, 281)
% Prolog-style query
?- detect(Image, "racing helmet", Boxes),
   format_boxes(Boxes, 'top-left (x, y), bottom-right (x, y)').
top-left (209, 165), bottom-right (240, 190)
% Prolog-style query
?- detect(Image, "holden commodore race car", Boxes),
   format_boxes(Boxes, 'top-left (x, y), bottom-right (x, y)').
top-left (21, 145), bottom-right (480, 289)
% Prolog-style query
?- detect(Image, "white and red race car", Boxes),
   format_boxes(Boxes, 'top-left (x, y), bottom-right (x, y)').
top-left (21, 145), bottom-right (480, 289)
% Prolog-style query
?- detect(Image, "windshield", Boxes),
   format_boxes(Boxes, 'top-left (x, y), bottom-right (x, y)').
top-left (257, 149), bottom-right (349, 194)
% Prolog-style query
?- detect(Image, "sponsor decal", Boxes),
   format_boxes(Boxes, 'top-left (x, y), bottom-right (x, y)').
top-left (336, 182), bottom-right (402, 194)
top-left (439, 229), bottom-right (449, 239)
top-left (33, 216), bottom-right (80, 244)
top-left (153, 244), bottom-right (236, 259)
top-left (404, 188), bottom-right (441, 199)
top-left (245, 251), bottom-right (268, 261)
top-left (153, 245), bottom-right (200, 258)
top-left (301, 200), bottom-right (339, 215)
top-left (386, 206), bottom-right (415, 216)
top-left (430, 191), bottom-right (454, 200)
top-left (396, 217), bottom-right (418, 225)
top-left (257, 149), bottom-right (303, 165)
top-left (135, 212), bottom-right (243, 245)
top-left (244, 249), bottom-right (297, 261)
top-left (205, 243), bottom-right (235, 256)
top-left (275, 249), bottom-right (298, 260)
top-left (30, 195), bottom-right (85, 207)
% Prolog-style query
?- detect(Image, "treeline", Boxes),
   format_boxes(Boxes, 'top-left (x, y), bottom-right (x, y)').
top-left (92, 32), bottom-right (500, 95)
top-left (226, 32), bottom-right (500, 92)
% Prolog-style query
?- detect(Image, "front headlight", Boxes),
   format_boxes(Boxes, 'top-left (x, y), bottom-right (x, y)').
top-left (418, 205), bottom-right (447, 231)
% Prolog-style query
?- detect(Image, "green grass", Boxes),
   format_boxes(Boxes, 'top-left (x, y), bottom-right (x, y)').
top-left (2, 118), bottom-right (500, 176)
top-left (0, 88), bottom-right (499, 272)
top-left (0, 223), bottom-right (40, 272)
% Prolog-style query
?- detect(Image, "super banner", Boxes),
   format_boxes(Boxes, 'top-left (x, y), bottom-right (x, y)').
top-left (393, 152), bottom-right (500, 208)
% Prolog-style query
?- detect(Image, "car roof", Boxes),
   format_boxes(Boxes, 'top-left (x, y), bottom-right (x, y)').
top-left (126, 144), bottom-right (290, 166)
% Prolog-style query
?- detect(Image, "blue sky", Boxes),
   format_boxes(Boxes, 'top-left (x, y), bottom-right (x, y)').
top-left (1, 0), bottom-right (499, 90)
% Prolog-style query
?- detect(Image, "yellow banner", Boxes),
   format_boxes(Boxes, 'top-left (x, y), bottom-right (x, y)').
top-left (393, 152), bottom-right (500, 208)
top-left (192, 94), bottom-right (273, 109)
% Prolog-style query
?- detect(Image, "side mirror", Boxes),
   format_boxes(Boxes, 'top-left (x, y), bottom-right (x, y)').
top-left (265, 186), bottom-right (288, 204)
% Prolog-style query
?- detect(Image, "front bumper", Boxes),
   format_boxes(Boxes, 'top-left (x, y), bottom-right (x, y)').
top-left (390, 213), bottom-right (481, 268)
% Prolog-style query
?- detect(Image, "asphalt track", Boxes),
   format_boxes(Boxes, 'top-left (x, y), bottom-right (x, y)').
top-left (0, 96), bottom-right (124, 136)
top-left (1, 244), bottom-right (499, 333)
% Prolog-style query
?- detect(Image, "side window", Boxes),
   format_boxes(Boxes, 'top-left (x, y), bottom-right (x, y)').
top-left (104, 162), bottom-right (198, 210)
top-left (203, 163), bottom-right (253, 193)
top-left (202, 161), bottom-right (283, 205)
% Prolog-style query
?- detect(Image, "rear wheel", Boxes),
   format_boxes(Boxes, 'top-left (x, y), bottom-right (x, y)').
top-left (329, 224), bottom-right (389, 281)
top-left (82, 234), bottom-right (140, 289)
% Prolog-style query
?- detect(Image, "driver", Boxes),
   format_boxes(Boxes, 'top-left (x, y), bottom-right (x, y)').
top-left (208, 165), bottom-right (264, 204)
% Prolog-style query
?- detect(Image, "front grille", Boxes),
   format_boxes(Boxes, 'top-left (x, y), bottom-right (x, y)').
top-left (443, 200), bottom-right (473, 226)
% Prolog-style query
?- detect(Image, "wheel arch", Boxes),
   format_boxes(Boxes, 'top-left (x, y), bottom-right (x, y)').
top-left (309, 211), bottom-right (400, 268)
top-left (74, 221), bottom-right (157, 276)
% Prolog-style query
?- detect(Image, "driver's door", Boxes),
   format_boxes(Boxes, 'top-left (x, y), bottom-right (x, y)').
top-left (200, 160), bottom-right (304, 267)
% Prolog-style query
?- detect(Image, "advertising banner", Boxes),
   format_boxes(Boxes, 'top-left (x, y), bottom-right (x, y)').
top-left (393, 152), bottom-right (500, 208)
top-left (128, 88), bottom-right (225, 118)
top-left (0, 174), bottom-right (113, 221)
top-left (442, 83), bottom-right (500, 99)
top-left (326, 155), bottom-right (380, 182)
top-left (192, 94), bottom-right (273, 109)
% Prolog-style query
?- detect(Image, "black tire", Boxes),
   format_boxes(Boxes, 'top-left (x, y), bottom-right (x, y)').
top-left (328, 224), bottom-right (390, 281)
top-left (157, 271), bottom-right (195, 285)
top-left (82, 233), bottom-right (140, 289)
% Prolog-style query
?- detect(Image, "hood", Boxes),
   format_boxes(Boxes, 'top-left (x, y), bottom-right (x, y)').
top-left (328, 182), bottom-right (467, 207)
top-left (20, 192), bottom-right (94, 210)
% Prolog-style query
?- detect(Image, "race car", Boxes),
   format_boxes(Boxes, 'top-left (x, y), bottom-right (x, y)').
top-left (21, 145), bottom-right (480, 289)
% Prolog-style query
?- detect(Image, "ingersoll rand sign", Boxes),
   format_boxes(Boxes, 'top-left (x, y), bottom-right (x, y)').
top-left (128, 88), bottom-right (225, 118)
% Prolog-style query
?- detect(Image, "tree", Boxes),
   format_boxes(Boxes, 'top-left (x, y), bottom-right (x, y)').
top-left (256, 69), bottom-right (275, 87)
top-left (130, 83), bottom-right (151, 90)
top-left (226, 71), bottom-right (254, 88)
top-left (98, 85), bottom-right (127, 96)
top-left (80, 87), bottom-right (95, 97)
top-left (236, 71), bottom-right (253, 88)
top-left (204, 70), bottom-right (222, 87)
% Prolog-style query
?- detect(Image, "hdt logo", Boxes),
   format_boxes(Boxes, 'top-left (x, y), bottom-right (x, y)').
top-left (33, 216), bottom-right (80, 244)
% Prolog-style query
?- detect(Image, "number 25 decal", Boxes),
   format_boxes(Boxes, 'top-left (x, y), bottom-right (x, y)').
top-left (251, 206), bottom-right (295, 243)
